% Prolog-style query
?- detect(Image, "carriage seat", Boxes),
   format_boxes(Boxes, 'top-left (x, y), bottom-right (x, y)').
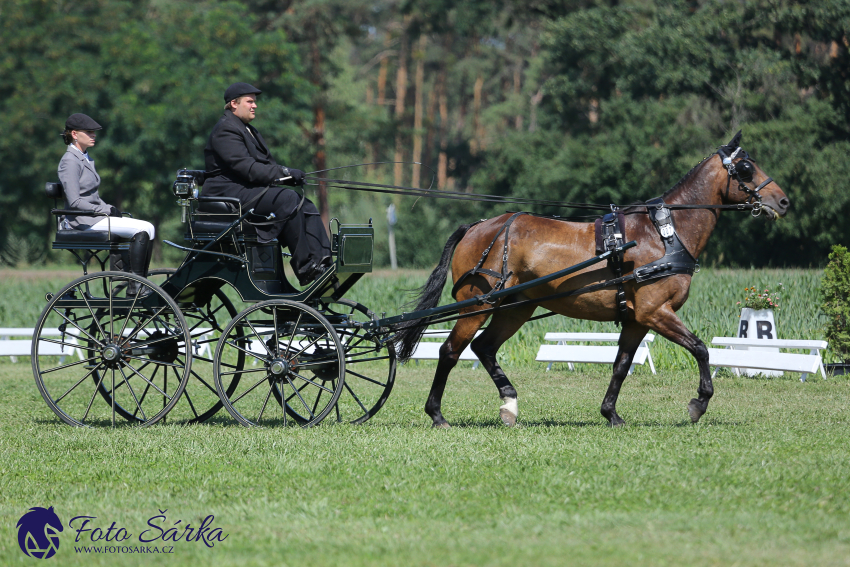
top-left (47, 182), bottom-right (128, 245)
top-left (46, 181), bottom-right (130, 273)
top-left (187, 196), bottom-right (264, 241)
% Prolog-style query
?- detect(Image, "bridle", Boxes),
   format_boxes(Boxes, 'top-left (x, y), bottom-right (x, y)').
top-left (717, 145), bottom-right (775, 217)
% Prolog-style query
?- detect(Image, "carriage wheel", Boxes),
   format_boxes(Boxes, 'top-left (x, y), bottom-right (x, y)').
top-left (31, 272), bottom-right (191, 427)
top-left (133, 269), bottom-right (245, 424)
top-left (319, 299), bottom-right (396, 424)
top-left (213, 300), bottom-right (345, 427)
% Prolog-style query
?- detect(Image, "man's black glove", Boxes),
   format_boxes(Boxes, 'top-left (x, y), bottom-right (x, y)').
top-left (280, 167), bottom-right (306, 187)
top-left (109, 206), bottom-right (122, 218)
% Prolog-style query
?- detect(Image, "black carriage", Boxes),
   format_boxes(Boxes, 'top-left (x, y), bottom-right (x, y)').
top-left (32, 170), bottom-right (395, 427)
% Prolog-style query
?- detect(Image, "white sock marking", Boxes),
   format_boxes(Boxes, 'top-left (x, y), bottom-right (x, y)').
top-left (500, 396), bottom-right (518, 417)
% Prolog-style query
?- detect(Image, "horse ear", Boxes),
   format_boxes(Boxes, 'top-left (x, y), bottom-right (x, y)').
top-left (726, 130), bottom-right (742, 150)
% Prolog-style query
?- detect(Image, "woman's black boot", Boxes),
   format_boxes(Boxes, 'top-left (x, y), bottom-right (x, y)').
top-left (126, 232), bottom-right (152, 295)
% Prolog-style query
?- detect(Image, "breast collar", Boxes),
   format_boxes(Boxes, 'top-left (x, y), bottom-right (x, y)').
top-left (633, 197), bottom-right (699, 283)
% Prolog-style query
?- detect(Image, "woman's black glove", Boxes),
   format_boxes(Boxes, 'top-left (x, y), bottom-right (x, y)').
top-left (109, 206), bottom-right (122, 218)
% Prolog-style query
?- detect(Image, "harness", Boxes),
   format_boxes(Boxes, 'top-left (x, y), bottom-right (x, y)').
top-left (595, 211), bottom-right (628, 322)
top-left (632, 198), bottom-right (700, 283)
top-left (451, 212), bottom-right (523, 303)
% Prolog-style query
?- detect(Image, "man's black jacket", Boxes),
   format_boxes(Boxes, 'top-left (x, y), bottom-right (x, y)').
top-left (202, 109), bottom-right (286, 198)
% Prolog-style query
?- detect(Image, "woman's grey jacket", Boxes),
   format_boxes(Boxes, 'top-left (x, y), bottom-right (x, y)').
top-left (57, 145), bottom-right (110, 229)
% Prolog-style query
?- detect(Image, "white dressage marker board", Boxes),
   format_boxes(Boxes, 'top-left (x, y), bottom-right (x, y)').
top-left (408, 330), bottom-right (481, 369)
top-left (709, 337), bottom-right (827, 382)
top-left (536, 332), bottom-right (656, 375)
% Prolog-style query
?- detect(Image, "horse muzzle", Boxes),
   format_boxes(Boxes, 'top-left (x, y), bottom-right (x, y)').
top-left (761, 195), bottom-right (790, 220)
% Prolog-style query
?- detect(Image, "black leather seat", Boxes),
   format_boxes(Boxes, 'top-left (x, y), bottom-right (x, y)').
top-left (54, 230), bottom-right (125, 243)
top-left (187, 197), bottom-right (260, 240)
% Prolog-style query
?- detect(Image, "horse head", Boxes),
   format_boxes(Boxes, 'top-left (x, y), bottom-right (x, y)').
top-left (716, 130), bottom-right (790, 220)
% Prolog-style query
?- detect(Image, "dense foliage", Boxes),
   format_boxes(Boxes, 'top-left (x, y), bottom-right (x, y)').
top-left (819, 244), bottom-right (850, 359)
top-left (0, 0), bottom-right (848, 268)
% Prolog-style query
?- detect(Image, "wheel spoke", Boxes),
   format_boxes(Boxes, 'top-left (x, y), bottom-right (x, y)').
top-left (219, 367), bottom-right (267, 376)
top-left (224, 339), bottom-right (269, 364)
top-left (343, 381), bottom-right (370, 414)
top-left (117, 287), bottom-right (143, 339)
top-left (311, 387), bottom-right (324, 416)
top-left (257, 380), bottom-right (275, 423)
top-left (54, 362), bottom-right (104, 404)
top-left (133, 364), bottom-right (159, 418)
top-left (285, 312), bottom-right (304, 355)
top-left (345, 368), bottom-right (387, 388)
top-left (120, 361), bottom-right (173, 399)
top-left (125, 333), bottom-right (185, 349)
top-left (37, 337), bottom-right (85, 351)
top-left (273, 308), bottom-right (280, 357)
top-left (118, 365), bottom-right (147, 422)
top-left (230, 374), bottom-right (274, 405)
top-left (122, 306), bottom-right (169, 343)
top-left (82, 369), bottom-right (109, 424)
top-left (177, 366), bottom-right (199, 419)
top-left (188, 366), bottom-right (219, 396)
top-left (283, 376), bottom-right (315, 419)
top-left (288, 371), bottom-right (336, 394)
top-left (40, 356), bottom-right (100, 375)
top-left (79, 286), bottom-right (108, 340)
top-left (50, 307), bottom-right (103, 347)
top-left (244, 318), bottom-right (274, 358)
top-left (123, 354), bottom-right (184, 369)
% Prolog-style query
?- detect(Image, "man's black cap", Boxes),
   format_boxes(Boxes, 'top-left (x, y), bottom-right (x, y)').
top-left (65, 113), bottom-right (102, 131)
top-left (224, 82), bottom-right (262, 103)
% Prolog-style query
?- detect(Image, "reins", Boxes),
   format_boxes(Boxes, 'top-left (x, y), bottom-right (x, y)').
top-left (305, 146), bottom-right (773, 217)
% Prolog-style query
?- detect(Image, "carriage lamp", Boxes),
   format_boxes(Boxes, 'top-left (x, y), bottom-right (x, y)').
top-left (172, 169), bottom-right (202, 223)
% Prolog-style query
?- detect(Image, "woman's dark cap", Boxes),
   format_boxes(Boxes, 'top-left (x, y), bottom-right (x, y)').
top-left (65, 113), bottom-right (102, 131)
top-left (224, 82), bottom-right (262, 103)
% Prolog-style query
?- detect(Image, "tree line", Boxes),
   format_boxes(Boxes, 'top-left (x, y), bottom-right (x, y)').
top-left (0, 0), bottom-right (848, 268)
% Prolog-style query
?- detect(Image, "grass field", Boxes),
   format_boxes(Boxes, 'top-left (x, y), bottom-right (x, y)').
top-left (1, 363), bottom-right (849, 566)
top-left (1, 266), bottom-right (848, 565)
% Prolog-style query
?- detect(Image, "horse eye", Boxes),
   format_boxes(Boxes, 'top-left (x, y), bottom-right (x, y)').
top-left (735, 160), bottom-right (755, 183)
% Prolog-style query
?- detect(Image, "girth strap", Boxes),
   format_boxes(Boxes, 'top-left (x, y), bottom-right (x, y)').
top-left (451, 212), bottom-right (525, 301)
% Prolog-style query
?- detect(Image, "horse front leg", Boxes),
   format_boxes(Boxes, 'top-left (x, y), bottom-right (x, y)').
top-left (600, 322), bottom-right (649, 427)
top-left (646, 306), bottom-right (712, 423)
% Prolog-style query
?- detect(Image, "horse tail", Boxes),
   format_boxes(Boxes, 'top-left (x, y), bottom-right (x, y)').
top-left (393, 222), bottom-right (476, 362)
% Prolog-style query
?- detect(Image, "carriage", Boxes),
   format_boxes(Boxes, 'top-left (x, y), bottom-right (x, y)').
top-left (33, 169), bottom-right (396, 427)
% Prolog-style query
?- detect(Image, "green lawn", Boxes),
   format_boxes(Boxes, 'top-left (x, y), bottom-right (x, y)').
top-left (2, 361), bottom-right (849, 566)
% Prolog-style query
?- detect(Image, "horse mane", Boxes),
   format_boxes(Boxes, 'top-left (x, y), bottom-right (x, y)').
top-left (620, 152), bottom-right (715, 214)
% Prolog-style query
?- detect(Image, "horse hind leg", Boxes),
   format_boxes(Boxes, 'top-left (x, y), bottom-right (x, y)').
top-left (426, 313), bottom-right (489, 428)
top-left (600, 322), bottom-right (649, 427)
top-left (469, 304), bottom-right (536, 427)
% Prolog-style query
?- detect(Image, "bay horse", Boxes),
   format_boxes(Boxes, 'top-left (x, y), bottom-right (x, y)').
top-left (394, 132), bottom-right (790, 427)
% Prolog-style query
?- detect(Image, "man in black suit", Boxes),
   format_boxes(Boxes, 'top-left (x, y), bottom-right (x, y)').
top-left (202, 82), bottom-right (331, 285)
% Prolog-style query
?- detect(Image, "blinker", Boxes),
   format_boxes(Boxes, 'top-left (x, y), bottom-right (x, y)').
top-left (735, 159), bottom-right (755, 183)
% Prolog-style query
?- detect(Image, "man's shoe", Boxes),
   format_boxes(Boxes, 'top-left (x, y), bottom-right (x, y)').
top-left (297, 261), bottom-right (330, 287)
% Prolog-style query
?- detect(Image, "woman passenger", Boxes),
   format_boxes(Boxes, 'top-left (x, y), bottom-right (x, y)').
top-left (58, 113), bottom-right (155, 293)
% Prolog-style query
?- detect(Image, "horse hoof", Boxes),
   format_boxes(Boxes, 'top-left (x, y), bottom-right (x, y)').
top-left (609, 417), bottom-right (626, 428)
top-left (687, 398), bottom-right (705, 423)
top-left (499, 408), bottom-right (517, 427)
top-left (432, 422), bottom-right (452, 429)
